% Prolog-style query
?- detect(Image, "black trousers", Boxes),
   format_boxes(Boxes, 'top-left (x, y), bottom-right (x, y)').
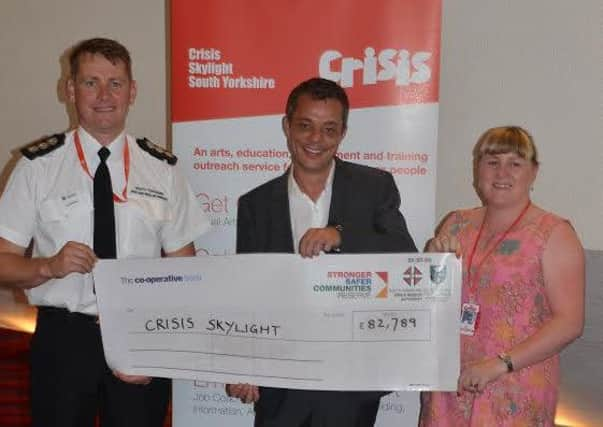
top-left (30, 307), bottom-right (170, 427)
top-left (254, 388), bottom-right (382, 427)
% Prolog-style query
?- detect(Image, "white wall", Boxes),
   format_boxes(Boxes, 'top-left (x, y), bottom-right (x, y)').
top-left (438, 0), bottom-right (602, 251)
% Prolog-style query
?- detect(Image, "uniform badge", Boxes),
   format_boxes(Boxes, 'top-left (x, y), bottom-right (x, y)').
top-left (21, 133), bottom-right (65, 159)
top-left (136, 137), bottom-right (178, 165)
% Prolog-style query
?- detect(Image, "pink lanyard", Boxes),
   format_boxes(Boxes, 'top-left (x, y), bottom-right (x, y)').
top-left (465, 202), bottom-right (531, 299)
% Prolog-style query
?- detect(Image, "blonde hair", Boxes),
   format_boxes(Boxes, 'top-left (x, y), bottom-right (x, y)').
top-left (473, 126), bottom-right (539, 166)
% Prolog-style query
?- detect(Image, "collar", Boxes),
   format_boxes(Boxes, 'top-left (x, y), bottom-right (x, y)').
top-left (77, 126), bottom-right (126, 172)
top-left (287, 160), bottom-right (335, 201)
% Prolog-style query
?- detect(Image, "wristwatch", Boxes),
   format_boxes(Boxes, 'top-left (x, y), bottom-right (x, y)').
top-left (497, 352), bottom-right (514, 372)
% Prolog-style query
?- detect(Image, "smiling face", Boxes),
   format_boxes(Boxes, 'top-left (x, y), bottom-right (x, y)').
top-left (283, 94), bottom-right (346, 178)
top-left (67, 53), bottom-right (136, 145)
top-left (476, 152), bottom-right (538, 209)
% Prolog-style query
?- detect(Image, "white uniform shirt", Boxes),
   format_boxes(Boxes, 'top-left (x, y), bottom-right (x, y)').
top-left (287, 162), bottom-right (334, 253)
top-left (0, 128), bottom-right (210, 315)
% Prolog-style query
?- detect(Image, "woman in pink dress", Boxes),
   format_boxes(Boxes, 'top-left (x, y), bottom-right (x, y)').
top-left (420, 126), bottom-right (585, 426)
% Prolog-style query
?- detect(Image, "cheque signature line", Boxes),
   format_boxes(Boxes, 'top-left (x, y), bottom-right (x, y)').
top-left (129, 331), bottom-right (427, 343)
top-left (130, 365), bottom-right (323, 382)
top-left (128, 348), bottom-right (322, 363)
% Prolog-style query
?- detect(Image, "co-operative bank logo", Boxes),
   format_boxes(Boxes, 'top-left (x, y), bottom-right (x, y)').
top-left (120, 273), bottom-right (202, 286)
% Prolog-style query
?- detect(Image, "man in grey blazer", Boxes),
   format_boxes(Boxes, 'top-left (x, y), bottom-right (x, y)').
top-left (227, 77), bottom-right (417, 427)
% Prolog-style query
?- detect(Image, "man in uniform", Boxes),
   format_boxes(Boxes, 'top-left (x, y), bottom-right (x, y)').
top-left (0, 38), bottom-right (209, 427)
top-left (226, 77), bottom-right (417, 427)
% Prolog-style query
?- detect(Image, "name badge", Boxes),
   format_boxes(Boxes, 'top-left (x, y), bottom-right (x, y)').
top-left (460, 302), bottom-right (479, 336)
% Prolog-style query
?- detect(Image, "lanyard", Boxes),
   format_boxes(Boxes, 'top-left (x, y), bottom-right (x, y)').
top-left (74, 131), bottom-right (130, 203)
top-left (466, 201), bottom-right (531, 298)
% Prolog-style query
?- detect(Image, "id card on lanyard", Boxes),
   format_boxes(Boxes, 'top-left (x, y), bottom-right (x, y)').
top-left (460, 302), bottom-right (480, 336)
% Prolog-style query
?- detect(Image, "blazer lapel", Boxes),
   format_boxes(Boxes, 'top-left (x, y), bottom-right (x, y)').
top-left (270, 172), bottom-right (294, 252)
top-left (328, 159), bottom-right (347, 226)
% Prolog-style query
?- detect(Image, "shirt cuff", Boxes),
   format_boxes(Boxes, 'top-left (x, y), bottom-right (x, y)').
top-left (0, 225), bottom-right (31, 248)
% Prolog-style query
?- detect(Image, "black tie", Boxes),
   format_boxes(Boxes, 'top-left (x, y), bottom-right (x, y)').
top-left (93, 147), bottom-right (117, 259)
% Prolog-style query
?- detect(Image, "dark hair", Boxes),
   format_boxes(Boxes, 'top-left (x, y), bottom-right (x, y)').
top-left (69, 38), bottom-right (132, 80)
top-left (285, 77), bottom-right (349, 129)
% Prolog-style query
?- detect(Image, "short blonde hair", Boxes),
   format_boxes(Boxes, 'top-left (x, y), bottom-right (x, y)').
top-left (473, 126), bottom-right (539, 166)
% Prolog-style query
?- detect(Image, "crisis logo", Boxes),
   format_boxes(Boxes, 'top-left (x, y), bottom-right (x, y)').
top-left (319, 47), bottom-right (432, 88)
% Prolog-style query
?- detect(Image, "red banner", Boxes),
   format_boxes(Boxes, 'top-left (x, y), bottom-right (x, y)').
top-left (171, 0), bottom-right (441, 122)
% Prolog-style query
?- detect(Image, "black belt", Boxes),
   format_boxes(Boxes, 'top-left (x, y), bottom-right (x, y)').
top-left (37, 306), bottom-right (99, 323)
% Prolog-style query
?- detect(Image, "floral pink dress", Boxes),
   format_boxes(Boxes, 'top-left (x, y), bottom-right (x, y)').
top-left (420, 207), bottom-right (565, 427)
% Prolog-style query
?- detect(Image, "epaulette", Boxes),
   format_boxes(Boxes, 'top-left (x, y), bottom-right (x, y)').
top-left (136, 137), bottom-right (177, 165)
top-left (21, 133), bottom-right (65, 160)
